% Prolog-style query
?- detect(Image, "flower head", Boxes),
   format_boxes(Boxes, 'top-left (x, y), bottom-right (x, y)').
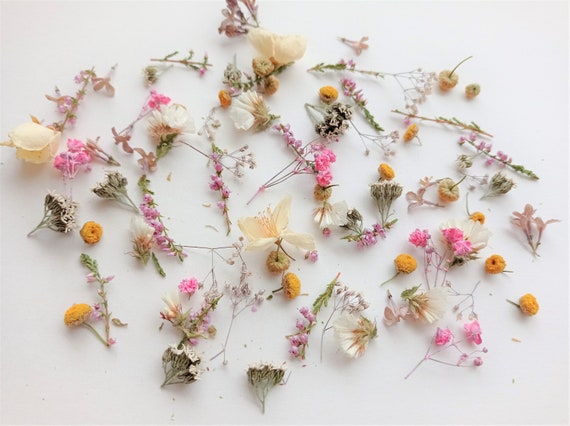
top-left (470, 211), bottom-right (485, 224)
top-left (230, 91), bottom-right (277, 131)
top-left (281, 272), bottom-right (301, 299)
top-left (464, 319), bottom-right (482, 344)
top-left (1, 121), bottom-right (61, 163)
top-left (130, 215), bottom-right (155, 264)
top-left (402, 286), bottom-right (448, 323)
top-left (27, 191), bottom-right (78, 236)
top-left (465, 83), bottom-right (481, 99)
top-left (394, 254), bottom-right (417, 274)
top-left (238, 194), bottom-right (316, 253)
top-left (147, 103), bottom-right (195, 144)
top-left (438, 178), bottom-right (461, 202)
top-left (408, 228), bottom-right (431, 248)
top-left (518, 293), bottom-right (539, 316)
top-left (333, 312), bottom-right (377, 358)
top-left (378, 163), bottom-right (395, 181)
top-left (161, 343), bottom-right (201, 387)
top-left (80, 221), bottom-right (103, 244)
top-left (485, 254), bottom-right (506, 274)
top-left (247, 362), bottom-right (286, 414)
top-left (319, 86), bottom-right (339, 104)
top-left (247, 27), bottom-right (307, 66)
top-left (179, 277), bottom-right (200, 296)
top-left (435, 327), bottom-right (453, 345)
top-left (402, 123), bottom-right (419, 142)
top-left (64, 303), bottom-right (92, 326)
top-left (313, 199), bottom-right (349, 229)
top-left (161, 291), bottom-right (183, 321)
top-left (265, 250), bottom-right (290, 274)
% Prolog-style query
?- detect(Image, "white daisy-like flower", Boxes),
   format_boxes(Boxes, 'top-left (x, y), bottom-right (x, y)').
top-left (147, 103), bottom-right (195, 143)
top-left (247, 27), bottom-right (307, 66)
top-left (238, 194), bottom-right (316, 252)
top-left (161, 291), bottom-right (183, 321)
top-left (229, 91), bottom-right (275, 131)
top-left (440, 218), bottom-right (491, 253)
top-left (333, 312), bottom-right (378, 358)
top-left (313, 200), bottom-right (350, 229)
top-left (131, 215), bottom-right (155, 264)
top-left (404, 286), bottom-right (448, 324)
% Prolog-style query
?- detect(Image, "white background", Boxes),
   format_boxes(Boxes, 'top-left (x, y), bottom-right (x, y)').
top-left (1, 1), bottom-right (568, 425)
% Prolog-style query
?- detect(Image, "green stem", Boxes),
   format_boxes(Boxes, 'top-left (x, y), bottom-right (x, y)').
top-left (81, 323), bottom-right (109, 347)
top-left (449, 56), bottom-right (473, 78)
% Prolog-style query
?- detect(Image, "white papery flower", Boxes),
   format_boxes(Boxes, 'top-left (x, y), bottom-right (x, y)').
top-left (131, 215), bottom-right (155, 264)
top-left (333, 312), bottom-right (377, 358)
top-left (404, 286), bottom-right (448, 324)
top-left (147, 103), bottom-right (195, 143)
top-left (247, 27), bottom-right (307, 66)
top-left (229, 91), bottom-right (275, 131)
top-left (313, 200), bottom-right (349, 229)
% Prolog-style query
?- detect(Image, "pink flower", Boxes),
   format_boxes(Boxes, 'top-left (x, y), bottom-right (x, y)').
top-left (435, 327), bottom-right (453, 345)
top-left (316, 170), bottom-right (333, 186)
top-left (442, 227), bottom-right (464, 243)
top-left (178, 277), bottom-right (199, 295)
top-left (147, 90), bottom-right (171, 110)
top-left (464, 320), bottom-right (482, 345)
top-left (452, 239), bottom-right (473, 256)
top-left (409, 228), bottom-right (430, 247)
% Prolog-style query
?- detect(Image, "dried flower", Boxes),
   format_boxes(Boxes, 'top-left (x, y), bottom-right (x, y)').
top-left (64, 303), bottom-right (92, 327)
top-left (463, 319), bottom-right (483, 344)
top-left (238, 194), bottom-right (316, 257)
top-left (252, 57), bottom-right (274, 77)
top-left (481, 172), bottom-right (515, 199)
top-left (313, 199), bottom-right (350, 230)
top-left (313, 184), bottom-right (333, 202)
top-left (402, 123), bottom-right (419, 142)
top-left (80, 221), bottom-right (103, 244)
top-left (1, 120), bottom-right (61, 164)
top-left (265, 250), bottom-right (290, 273)
top-left (161, 343), bottom-right (201, 387)
top-left (319, 85), bottom-right (339, 104)
top-left (92, 171), bottom-right (139, 212)
top-left (369, 181), bottom-right (402, 228)
top-left (470, 211), bottom-right (486, 224)
top-left (402, 286), bottom-right (448, 323)
top-left (437, 178), bottom-right (462, 202)
top-left (130, 215), bottom-right (155, 265)
top-left (247, 27), bottom-right (307, 66)
top-left (218, 0), bottom-right (259, 37)
top-left (465, 83), bottom-right (481, 99)
top-left (27, 191), bottom-right (78, 236)
top-left (395, 254), bottom-right (417, 274)
top-left (218, 90), bottom-right (232, 108)
top-left (508, 293), bottom-right (539, 316)
top-left (435, 327), bottom-right (453, 346)
top-left (247, 362), bottom-right (286, 414)
top-left (263, 75), bottom-right (280, 95)
top-left (333, 312), bottom-right (377, 358)
top-left (511, 203), bottom-right (560, 256)
top-left (378, 163), bottom-right (395, 181)
top-left (230, 91), bottom-right (278, 131)
top-left (339, 36), bottom-right (369, 55)
top-left (485, 254), bottom-right (507, 274)
top-left (438, 57), bottom-right (472, 92)
top-left (280, 272), bottom-right (301, 299)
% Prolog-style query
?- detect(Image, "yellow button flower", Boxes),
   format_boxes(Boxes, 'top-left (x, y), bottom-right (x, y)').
top-left (80, 221), bottom-right (103, 244)
top-left (64, 303), bottom-right (92, 327)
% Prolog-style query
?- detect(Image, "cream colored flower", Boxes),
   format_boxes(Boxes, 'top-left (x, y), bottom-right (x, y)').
top-left (404, 286), bottom-right (448, 324)
top-left (313, 200), bottom-right (349, 229)
top-left (238, 194), bottom-right (316, 252)
top-left (333, 312), bottom-right (377, 358)
top-left (147, 103), bottom-right (195, 143)
top-left (161, 291), bottom-right (183, 321)
top-left (229, 91), bottom-right (275, 131)
top-left (247, 27), bottom-right (307, 66)
top-left (130, 215), bottom-right (155, 264)
top-left (1, 121), bottom-right (60, 163)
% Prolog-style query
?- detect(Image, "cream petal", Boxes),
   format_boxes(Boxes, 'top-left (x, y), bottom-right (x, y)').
top-left (244, 237), bottom-right (277, 251)
top-left (282, 231), bottom-right (316, 251)
top-left (273, 34), bottom-right (307, 64)
top-left (238, 216), bottom-right (268, 241)
top-left (229, 106), bottom-right (254, 130)
top-left (271, 194), bottom-right (292, 232)
top-left (247, 27), bottom-right (275, 58)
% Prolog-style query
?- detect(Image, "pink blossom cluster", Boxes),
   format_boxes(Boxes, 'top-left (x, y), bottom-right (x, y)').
top-left (273, 123), bottom-right (305, 154)
top-left (209, 154), bottom-right (231, 212)
top-left (408, 228), bottom-right (431, 248)
top-left (314, 147), bottom-right (336, 187)
top-left (187, 309), bottom-right (213, 346)
top-left (338, 58), bottom-right (357, 69)
top-left (140, 193), bottom-right (187, 257)
top-left (147, 89), bottom-right (171, 110)
top-left (459, 132), bottom-right (513, 167)
top-left (341, 77), bottom-right (366, 105)
top-left (179, 277), bottom-right (200, 296)
top-left (442, 227), bottom-right (473, 256)
top-left (356, 223), bottom-right (386, 248)
top-left (463, 319), bottom-right (482, 345)
top-left (53, 138), bottom-right (92, 179)
top-left (287, 306), bottom-right (315, 358)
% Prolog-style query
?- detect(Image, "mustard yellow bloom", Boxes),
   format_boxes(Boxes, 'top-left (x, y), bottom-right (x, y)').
top-left (238, 194), bottom-right (316, 252)
top-left (319, 86), bottom-right (339, 104)
top-left (218, 90), bottom-right (232, 108)
top-left (80, 221), bottom-right (103, 244)
top-left (403, 123), bottom-right (419, 142)
top-left (470, 211), bottom-right (486, 224)
top-left (485, 254), bottom-right (506, 274)
top-left (519, 294), bottom-right (539, 316)
top-left (438, 70), bottom-right (459, 91)
top-left (378, 163), bottom-right (395, 181)
top-left (64, 303), bottom-right (92, 327)
top-left (282, 272), bottom-right (301, 299)
top-left (394, 254), bottom-right (417, 274)
top-left (438, 178), bottom-right (461, 202)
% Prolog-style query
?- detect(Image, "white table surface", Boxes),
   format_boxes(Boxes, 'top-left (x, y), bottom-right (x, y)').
top-left (1, 1), bottom-right (568, 425)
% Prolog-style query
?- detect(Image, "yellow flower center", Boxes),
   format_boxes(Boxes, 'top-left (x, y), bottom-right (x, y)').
top-left (282, 272), bottom-right (301, 299)
top-left (470, 211), bottom-right (486, 224)
top-left (403, 123), bottom-right (419, 142)
top-left (256, 209), bottom-right (279, 237)
top-left (378, 163), bottom-right (395, 181)
top-left (519, 293), bottom-right (539, 316)
top-left (485, 254), bottom-right (506, 274)
top-left (80, 221), bottom-right (103, 244)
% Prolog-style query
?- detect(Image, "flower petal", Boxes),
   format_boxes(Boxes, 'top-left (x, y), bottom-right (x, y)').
top-left (244, 237), bottom-right (276, 251)
top-left (282, 231), bottom-right (316, 251)
top-left (271, 194), bottom-right (291, 232)
top-left (238, 216), bottom-right (267, 241)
